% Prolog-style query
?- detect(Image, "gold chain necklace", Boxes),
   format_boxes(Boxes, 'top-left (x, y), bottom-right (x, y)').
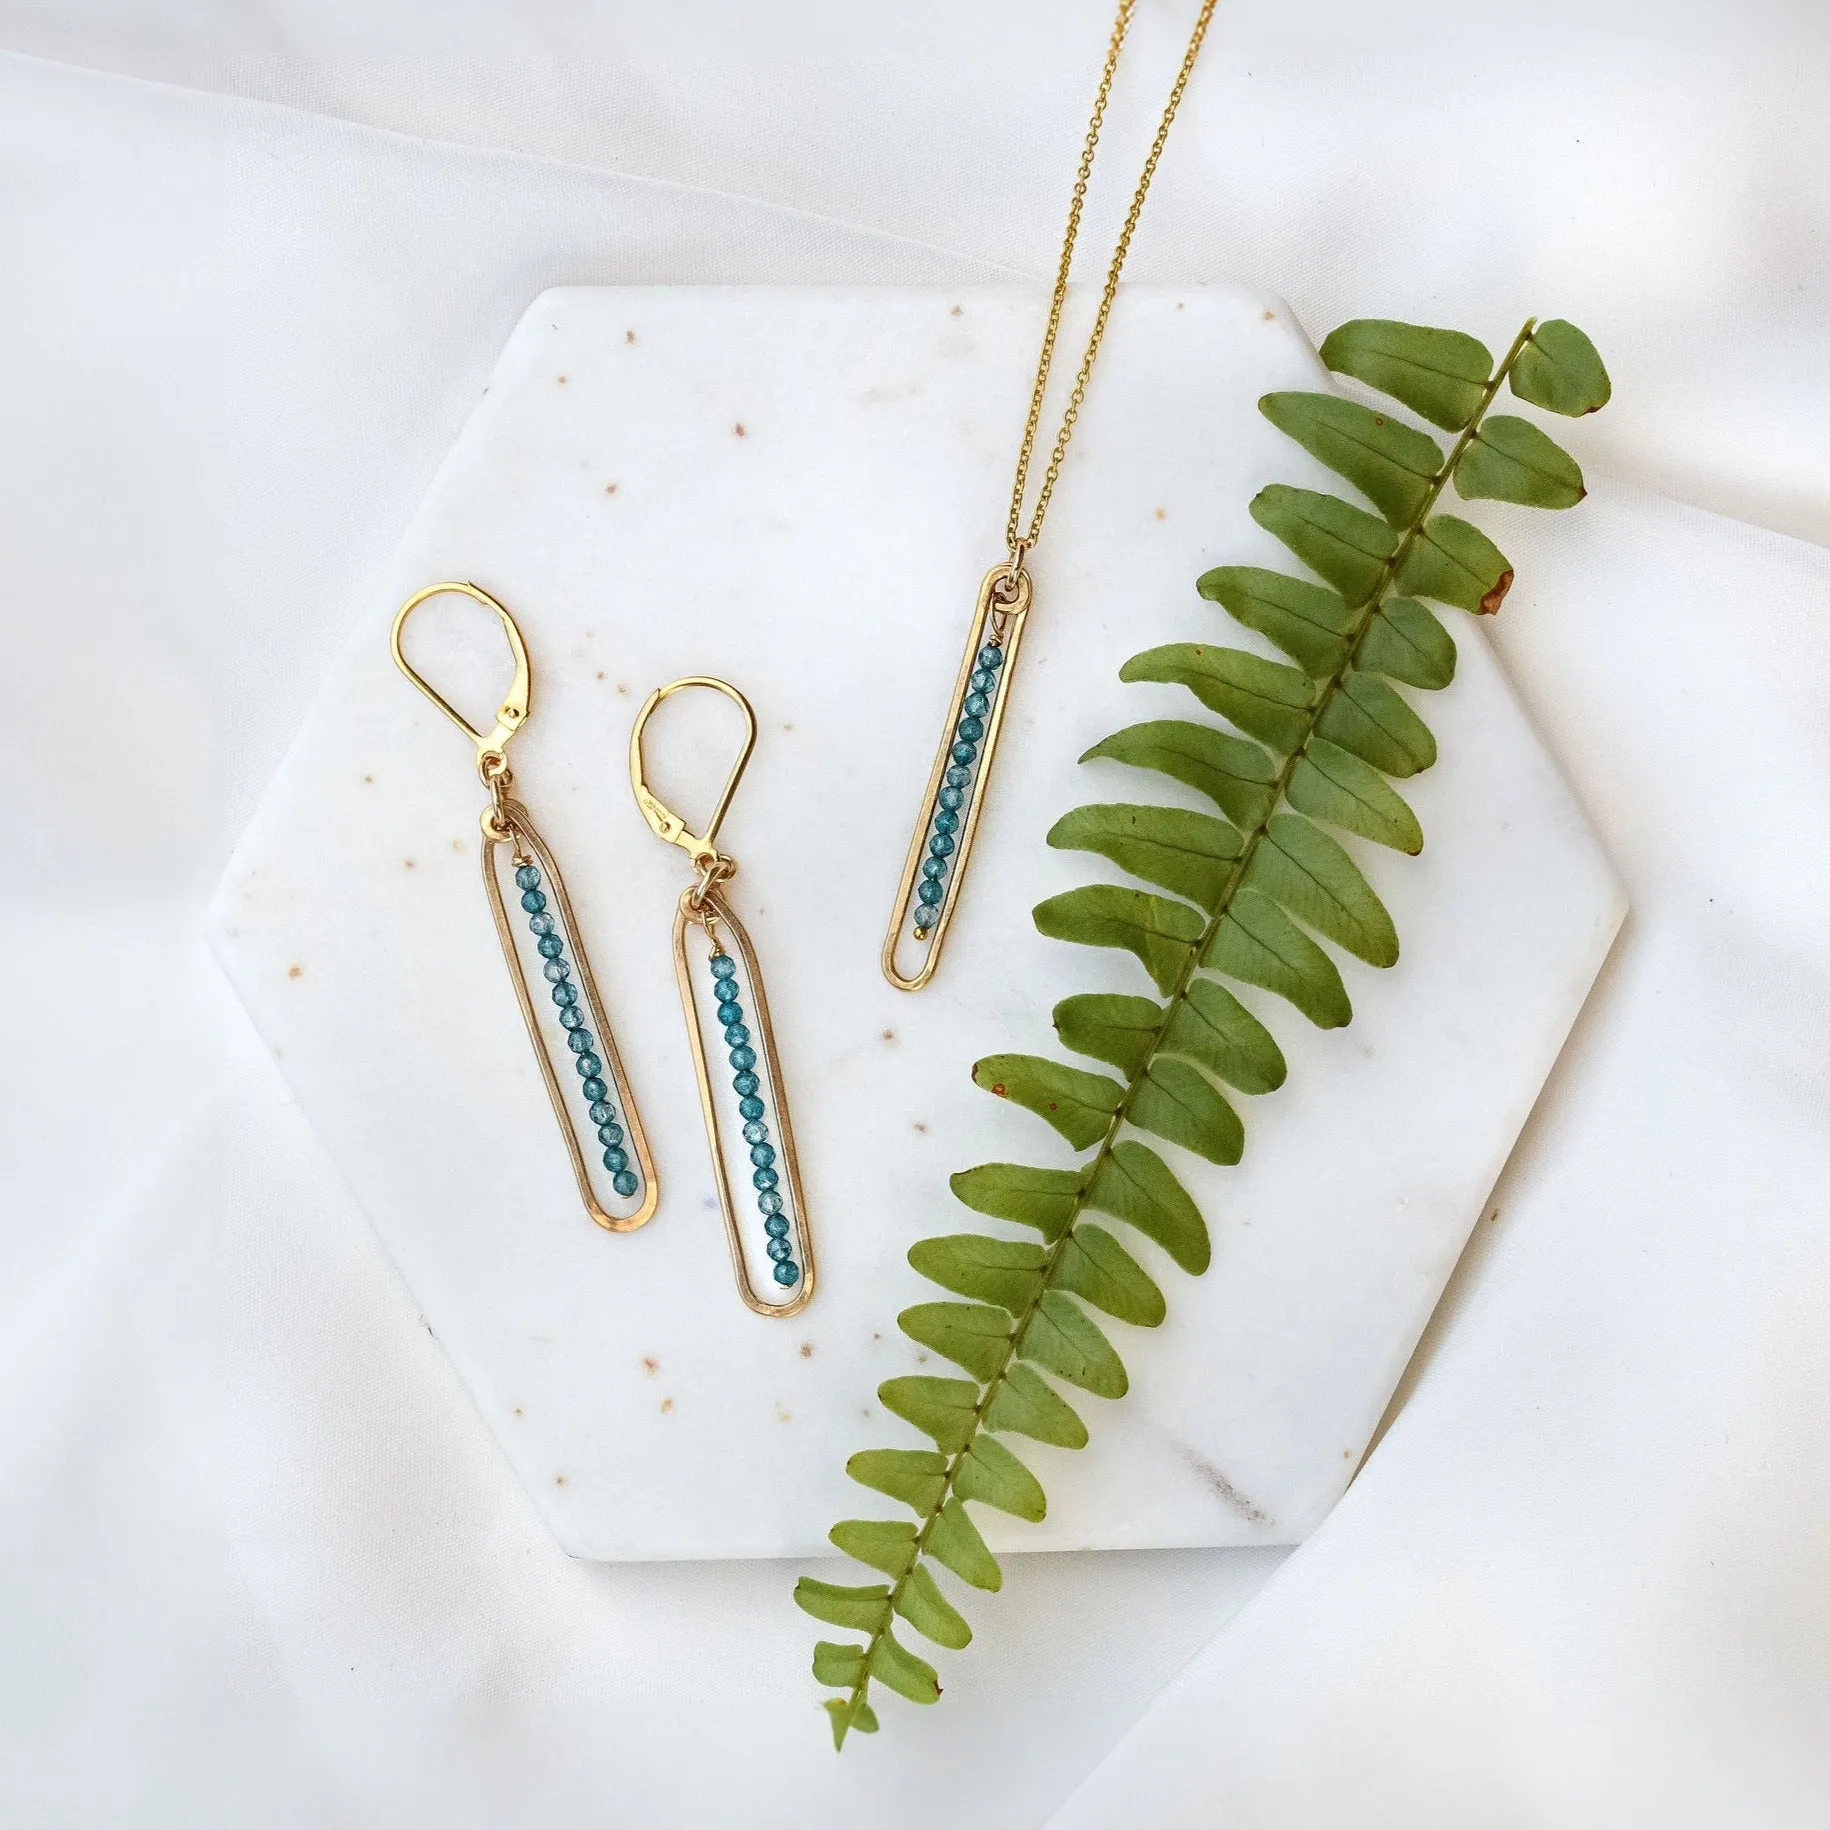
top-left (882, 0), bottom-right (1220, 992)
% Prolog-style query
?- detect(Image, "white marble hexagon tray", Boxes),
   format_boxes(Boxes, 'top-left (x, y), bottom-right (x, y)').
top-left (208, 286), bottom-right (1623, 1561)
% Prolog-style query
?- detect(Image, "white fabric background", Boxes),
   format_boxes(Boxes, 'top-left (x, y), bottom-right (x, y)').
top-left (1, 3), bottom-right (1826, 1825)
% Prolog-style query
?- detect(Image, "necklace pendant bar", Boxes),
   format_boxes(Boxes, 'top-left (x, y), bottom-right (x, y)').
top-left (881, 563), bottom-right (1033, 991)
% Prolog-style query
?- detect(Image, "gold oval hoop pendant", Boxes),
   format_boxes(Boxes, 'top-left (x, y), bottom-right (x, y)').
top-left (882, 563), bottom-right (1032, 991)
top-left (483, 800), bottom-right (660, 1233)
top-left (672, 886), bottom-right (815, 1318)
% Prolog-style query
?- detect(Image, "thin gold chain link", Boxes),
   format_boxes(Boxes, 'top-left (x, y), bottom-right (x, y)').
top-left (1004, 0), bottom-right (1220, 564)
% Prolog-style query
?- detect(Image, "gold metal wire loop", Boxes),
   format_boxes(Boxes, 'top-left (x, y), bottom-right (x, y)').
top-left (391, 580), bottom-right (533, 776)
top-left (628, 676), bottom-right (758, 872)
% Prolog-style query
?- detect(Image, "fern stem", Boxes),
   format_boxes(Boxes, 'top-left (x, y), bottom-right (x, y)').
top-left (837, 321), bottom-right (1538, 1743)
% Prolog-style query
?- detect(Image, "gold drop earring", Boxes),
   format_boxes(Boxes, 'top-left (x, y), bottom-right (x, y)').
top-left (392, 581), bottom-right (659, 1232)
top-left (630, 678), bottom-right (816, 1318)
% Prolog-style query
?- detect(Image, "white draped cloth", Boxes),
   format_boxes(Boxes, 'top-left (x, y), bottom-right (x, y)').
top-left (2, 4), bottom-right (1827, 1824)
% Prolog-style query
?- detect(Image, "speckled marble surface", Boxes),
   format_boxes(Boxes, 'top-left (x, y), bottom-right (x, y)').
top-left (207, 285), bottom-right (1622, 1560)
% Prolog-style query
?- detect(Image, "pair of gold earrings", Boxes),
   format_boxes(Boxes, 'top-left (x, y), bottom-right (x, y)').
top-left (391, 581), bottom-right (815, 1320)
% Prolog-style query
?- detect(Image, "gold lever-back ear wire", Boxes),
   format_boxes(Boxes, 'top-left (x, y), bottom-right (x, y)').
top-left (631, 678), bottom-right (814, 1318)
top-left (392, 580), bottom-right (532, 777)
top-left (629, 675), bottom-right (758, 870)
top-left (392, 582), bottom-right (658, 1233)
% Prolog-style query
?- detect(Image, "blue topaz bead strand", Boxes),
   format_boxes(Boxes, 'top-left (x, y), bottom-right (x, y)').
top-left (709, 950), bottom-right (799, 1288)
top-left (514, 863), bottom-right (642, 1201)
top-left (913, 641), bottom-right (1004, 940)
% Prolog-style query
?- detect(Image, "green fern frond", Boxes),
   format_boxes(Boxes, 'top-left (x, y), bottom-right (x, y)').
top-left (799, 314), bottom-right (1610, 1746)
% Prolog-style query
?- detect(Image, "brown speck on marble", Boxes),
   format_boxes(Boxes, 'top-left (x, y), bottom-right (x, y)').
top-left (450, 838), bottom-right (464, 852)
top-left (604, 483), bottom-right (618, 494)
top-left (596, 670), bottom-right (606, 681)
top-left (287, 963), bottom-right (303, 980)
top-left (733, 422), bottom-right (747, 438)
top-left (949, 304), bottom-right (963, 316)
top-left (1154, 507), bottom-right (1167, 520)
top-left (403, 858), bottom-right (416, 870)
top-left (881, 1028), bottom-right (895, 1043)
top-left (913, 1121), bottom-right (928, 1134)
top-left (799, 1342), bottom-right (814, 1359)
top-left (776, 1407), bottom-right (792, 1423)
top-left (781, 722), bottom-right (793, 732)
top-left (660, 1397), bottom-right (674, 1414)
top-left (557, 374), bottom-right (568, 385)
top-left (642, 1356), bottom-right (659, 1375)
top-left (625, 330), bottom-right (636, 345)
top-left (513, 1406), bottom-right (523, 1416)
top-left (362, 774), bottom-right (374, 785)
top-left (1263, 309), bottom-right (1275, 321)
top-left (554, 1474), bottom-right (568, 1486)
top-left (616, 683), bottom-right (629, 696)
top-left (915, 1352), bottom-right (929, 1365)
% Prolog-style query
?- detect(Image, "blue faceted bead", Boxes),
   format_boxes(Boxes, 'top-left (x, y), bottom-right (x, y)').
top-left (558, 1005), bottom-right (585, 1032)
top-left (956, 714), bottom-right (985, 743)
top-left (514, 864), bottom-right (541, 892)
top-left (520, 889), bottom-right (547, 915)
top-left (733, 1071), bottom-right (760, 1097)
top-left (601, 1147), bottom-right (629, 1174)
top-left (921, 855), bottom-right (947, 881)
top-left (772, 1260), bottom-right (801, 1288)
top-left (528, 912), bottom-right (556, 937)
top-left (542, 958), bottom-right (569, 984)
top-left (969, 668), bottom-right (996, 696)
top-left (587, 1100), bottom-right (615, 1126)
top-left (612, 1169), bottom-right (640, 1198)
top-left (752, 1166), bottom-right (779, 1191)
top-left (723, 1023), bottom-right (751, 1048)
top-left (710, 954), bottom-right (738, 980)
top-left (750, 1142), bottom-right (776, 1169)
top-left (537, 932), bottom-right (565, 959)
top-left (929, 832), bottom-right (956, 858)
top-left (963, 691), bottom-right (990, 719)
top-left (567, 1028), bottom-right (594, 1054)
top-left (597, 1122), bottom-right (624, 1149)
top-left (574, 1052), bottom-right (602, 1078)
top-left (716, 1000), bottom-right (743, 1028)
top-left (581, 1076), bottom-right (608, 1102)
top-left (766, 1236), bottom-right (793, 1263)
top-left (552, 981), bottom-right (579, 1007)
top-left (951, 740), bottom-right (977, 766)
top-left (738, 1095), bottom-right (765, 1121)
top-left (979, 643), bottom-right (1004, 669)
top-left (742, 1120), bottom-right (769, 1146)
top-left (918, 879), bottom-right (944, 907)
top-left (759, 1192), bottom-right (785, 1220)
top-left (945, 764), bottom-right (972, 790)
top-left (933, 808), bottom-right (960, 835)
top-left (729, 1045), bottom-right (757, 1072)
top-left (938, 786), bottom-right (964, 813)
